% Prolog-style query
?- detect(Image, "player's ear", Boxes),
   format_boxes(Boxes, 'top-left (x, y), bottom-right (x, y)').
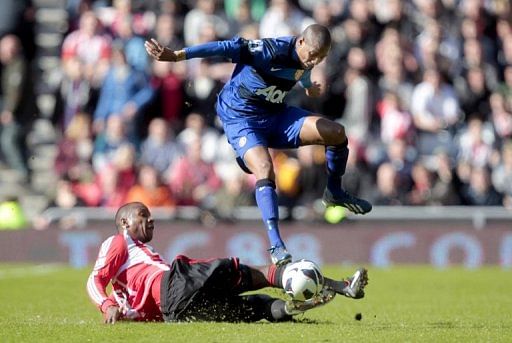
top-left (120, 218), bottom-right (128, 230)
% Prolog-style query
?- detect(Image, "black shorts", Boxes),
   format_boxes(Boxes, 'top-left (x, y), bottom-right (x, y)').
top-left (160, 255), bottom-right (281, 322)
top-left (160, 255), bottom-right (242, 322)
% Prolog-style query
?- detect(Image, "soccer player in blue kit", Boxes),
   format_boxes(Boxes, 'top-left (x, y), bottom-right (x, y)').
top-left (145, 24), bottom-right (372, 266)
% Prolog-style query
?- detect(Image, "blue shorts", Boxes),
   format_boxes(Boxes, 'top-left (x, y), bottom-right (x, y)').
top-left (216, 101), bottom-right (310, 159)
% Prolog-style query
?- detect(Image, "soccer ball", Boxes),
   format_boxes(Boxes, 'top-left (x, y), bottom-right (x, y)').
top-left (282, 260), bottom-right (324, 301)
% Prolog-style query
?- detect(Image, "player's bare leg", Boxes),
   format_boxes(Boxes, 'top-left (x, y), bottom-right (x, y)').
top-left (300, 116), bottom-right (372, 215)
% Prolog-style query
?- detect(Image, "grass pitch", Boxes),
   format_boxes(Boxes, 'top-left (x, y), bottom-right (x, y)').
top-left (0, 264), bottom-right (510, 342)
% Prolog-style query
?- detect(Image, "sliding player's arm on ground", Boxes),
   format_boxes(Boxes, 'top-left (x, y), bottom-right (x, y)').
top-left (145, 37), bottom-right (274, 68)
top-left (86, 235), bottom-right (128, 321)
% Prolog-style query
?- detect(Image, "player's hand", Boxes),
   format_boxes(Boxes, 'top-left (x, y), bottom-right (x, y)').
top-left (145, 38), bottom-right (183, 62)
top-left (104, 305), bottom-right (122, 324)
top-left (306, 81), bottom-right (322, 97)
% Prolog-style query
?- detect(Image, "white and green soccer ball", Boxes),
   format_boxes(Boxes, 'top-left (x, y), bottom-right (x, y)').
top-left (282, 259), bottom-right (324, 301)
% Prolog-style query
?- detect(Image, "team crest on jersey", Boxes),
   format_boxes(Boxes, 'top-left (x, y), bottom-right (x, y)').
top-left (294, 70), bottom-right (304, 80)
top-left (239, 136), bottom-right (247, 147)
top-left (248, 40), bottom-right (263, 53)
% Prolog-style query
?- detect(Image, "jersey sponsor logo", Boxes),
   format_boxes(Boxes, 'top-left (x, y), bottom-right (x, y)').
top-left (248, 40), bottom-right (263, 53)
top-left (255, 85), bottom-right (287, 103)
top-left (239, 136), bottom-right (247, 147)
top-left (270, 67), bottom-right (282, 71)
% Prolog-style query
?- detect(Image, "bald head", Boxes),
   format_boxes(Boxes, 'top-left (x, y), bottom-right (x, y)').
top-left (301, 24), bottom-right (331, 51)
top-left (295, 24), bottom-right (331, 69)
top-left (115, 202), bottom-right (155, 242)
top-left (115, 202), bottom-right (146, 231)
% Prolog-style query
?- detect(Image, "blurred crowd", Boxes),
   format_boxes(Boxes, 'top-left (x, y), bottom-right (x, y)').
top-left (2, 0), bottom-right (512, 228)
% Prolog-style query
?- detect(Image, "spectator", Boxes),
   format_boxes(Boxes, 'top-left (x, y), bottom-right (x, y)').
top-left (339, 62), bottom-right (372, 147)
top-left (224, 0), bottom-right (266, 25)
top-left (54, 112), bottom-right (94, 183)
top-left (0, 0), bottom-right (36, 61)
top-left (460, 38), bottom-right (498, 91)
top-left (273, 150), bottom-right (301, 212)
top-left (371, 162), bottom-right (404, 206)
top-left (97, 144), bottom-right (137, 208)
top-left (383, 138), bottom-right (415, 193)
top-left (497, 65), bottom-right (512, 110)
top-left (410, 67), bottom-right (461, 155)
top-left (113, 15), bottom-right (149, 72)
top-left (176, 112), bottom-right (220, 163)
top-left (0, 35), bottom-right (34, 180)
top-left (295, 145), bottom-right (327, 206)
top-left (259, 0), bottom-right (313, 38)
top-left (153, 13), bottom-right (183, 52)
top-left (377, 91), bottom-right (415, 145)
top-left (407, 161), bottom-right (435, 206)
top-left (183, 59), bottom-right (224, 122)
top-left (102, 0), bottom-right (155, 38)
top-left (455, 66), bottom-right (492, 121)
top-left (139, 118), bottom-right (183, 178)
top-left (93, 43), bottom-right (155, 146)
top-left (126, 165), bottom-right (176, 208)
top-left (430, 149), bottom-right (461, 205)
top-left (455, 115), bottom-right (495, 168)
top-left (213, 167), bottom-right (254, 221)
top-left (93, 115), bottom-right (131, 173)
top-left (149, 60), bottom-right (185, 128)
top-left (52, 57), bottom-right (94, 133)
top-left (225, 0), bottom-right (258, 35)
top-left (492, 140), bottom-right (512, 202)
top-left (489, 92), bottom-right (512, 142)
top-left (168, 135), bottom-right (222, 206)
top-left (183, 0), bottom-right (230, 46)
top-left (61, 10), bottom-right (112, 87)
top-left (461, 166), bottom-right (503, 206)
top-left (375, 28), bottom-right (416, 110)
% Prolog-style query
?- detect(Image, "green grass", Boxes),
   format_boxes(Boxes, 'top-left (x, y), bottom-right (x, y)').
top-left (0, 264), bottom-right (510, 342)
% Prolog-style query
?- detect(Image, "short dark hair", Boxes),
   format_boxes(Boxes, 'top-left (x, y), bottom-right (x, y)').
top-left (302, 24), bottom-right (331, 51)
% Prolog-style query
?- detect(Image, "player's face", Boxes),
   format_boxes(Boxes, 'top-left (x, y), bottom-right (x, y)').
top-left (128, 205), bottom-right (155, 243)
top-left (296, 39), bottom-right (330, 69)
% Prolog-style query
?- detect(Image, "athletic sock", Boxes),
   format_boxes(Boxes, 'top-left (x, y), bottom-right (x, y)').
top-left (255, 179), bottom-right (285, 248)
top-left (266, 264), bottom-right (286, 288)
top-left (325, 140), bottom-right (349, 194)
top-left (270, 299), bottom-right (292, 321)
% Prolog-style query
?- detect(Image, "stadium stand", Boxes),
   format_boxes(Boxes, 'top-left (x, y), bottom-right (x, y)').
top-left (1, 0), bottom-right (512, 229)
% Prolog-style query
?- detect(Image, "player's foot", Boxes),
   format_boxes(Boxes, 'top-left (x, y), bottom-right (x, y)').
top-left (284, 288), bottom-right (336, 315)
top-left (268, 246), bottom-right (292, 266)
top-left (323, 267), bottom-right (368, 299)
top-left (322, 188), bottom-right (372, 215)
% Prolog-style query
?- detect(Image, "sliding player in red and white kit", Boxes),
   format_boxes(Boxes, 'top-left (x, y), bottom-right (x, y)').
top-left (86, 202), bottom-right (368, 323)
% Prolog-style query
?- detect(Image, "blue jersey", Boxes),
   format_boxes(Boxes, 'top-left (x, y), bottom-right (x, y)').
top-left (184, 36), bottom-right (312, 118)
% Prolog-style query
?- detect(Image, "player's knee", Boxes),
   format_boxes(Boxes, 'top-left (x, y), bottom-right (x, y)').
top-left (327, 123), bottom-right (346, 145)
top-left (253, 160), bottom-right (274, 179)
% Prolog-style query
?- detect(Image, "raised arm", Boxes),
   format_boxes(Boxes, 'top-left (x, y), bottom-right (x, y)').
top-left (145, 37), bottom-right (274, 67)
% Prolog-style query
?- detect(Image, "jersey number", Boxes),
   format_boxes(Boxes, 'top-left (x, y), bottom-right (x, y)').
top-left (255, 86), bottom-right (287, 103)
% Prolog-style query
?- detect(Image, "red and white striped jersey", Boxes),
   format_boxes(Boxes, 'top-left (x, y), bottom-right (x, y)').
top-left (86, 230), bottom-right (170, 321)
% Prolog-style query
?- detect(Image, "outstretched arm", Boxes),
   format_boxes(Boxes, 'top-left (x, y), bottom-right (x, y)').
top-left (145, 38), bottom-right (186, 62)
top-left (145, 37), bottom-right (273, 67)
top-left (145, 37), bottom-right (247, 63)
